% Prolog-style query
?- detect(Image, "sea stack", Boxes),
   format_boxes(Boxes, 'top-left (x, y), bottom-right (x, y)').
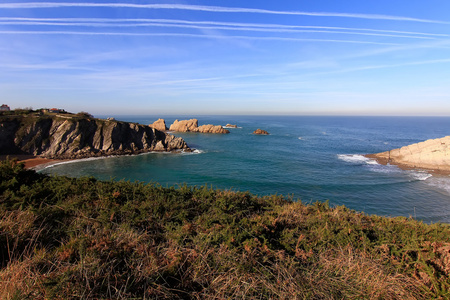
top-left (169, 119), bottom-right (229, 134)
top-left (366, 136), bottom-right (450, 173)
top-left (149, 118), bottom-right (168, 131)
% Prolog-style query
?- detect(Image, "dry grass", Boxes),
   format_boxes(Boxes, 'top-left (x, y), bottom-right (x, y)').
top-left (1, 159), bottom-right (450, 299)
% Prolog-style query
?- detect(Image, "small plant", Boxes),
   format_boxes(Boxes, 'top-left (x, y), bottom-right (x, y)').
top-left (0, 159), bottom-right (449, 299)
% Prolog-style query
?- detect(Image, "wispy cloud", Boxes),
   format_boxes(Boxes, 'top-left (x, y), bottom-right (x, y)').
top-left (0, 17), bottom-right (446, 40)
top-left (0, 3), bottom-right (447, 24)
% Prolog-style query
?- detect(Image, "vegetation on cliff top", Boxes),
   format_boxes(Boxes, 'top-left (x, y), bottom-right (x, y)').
top-left (1, 159), bottom-right (449, 299)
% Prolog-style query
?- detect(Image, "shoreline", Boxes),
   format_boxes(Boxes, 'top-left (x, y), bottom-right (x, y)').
top-left (0, 155), bottom-right (68, 170)
top-left (365, 154), bottom-right (450, 176)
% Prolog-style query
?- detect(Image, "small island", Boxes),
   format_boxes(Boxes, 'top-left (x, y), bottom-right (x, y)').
top-left (150, 118), bottom-right (230, 134)
top-left (253, 128), bottom-right (269, 135)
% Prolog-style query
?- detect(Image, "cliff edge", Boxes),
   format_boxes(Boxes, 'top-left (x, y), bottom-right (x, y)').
top-left (366, 136), bottom-right (450, 174)
top-left (0, 113), bottom-right (190, 159)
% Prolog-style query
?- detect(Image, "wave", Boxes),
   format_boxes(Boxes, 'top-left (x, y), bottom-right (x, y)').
top-left (338, 154), bottom-right (434, 183)
top-left (182, 149), bottom-right (205, 155)
top-left (38, 149), bottom-right (204, 171)
top-left (426, 176), bottom-right (450, 194)
top-left (38, 156), bottom-right (109, 171)
top-left (408, 171), bottom-right (432, 181)
top-left (337, 154), bottom-right (377, 165)
top-left (223, 126), bottom-right (242, 129)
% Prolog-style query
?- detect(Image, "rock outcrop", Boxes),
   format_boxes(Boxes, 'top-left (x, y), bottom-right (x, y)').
top-left (196, 124), bottom-right (230, 134)
top-left (169, 119), bottom-right (199, 132)
top-left (366, 136), bottom-right (450, 173)
top-left (225, 124), bottom-right (238, 128)
top-left (0, 114), bottom-right (190, 159)
top-left (149, 118), bottom-right (168, 131)
top-left (253, 129), bottom-right (269, 135)
top-left (169, 119), bottom-right (229, 134)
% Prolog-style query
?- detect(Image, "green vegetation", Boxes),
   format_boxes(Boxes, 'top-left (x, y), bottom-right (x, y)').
top-left (1, 159), bottom-right (449, 299)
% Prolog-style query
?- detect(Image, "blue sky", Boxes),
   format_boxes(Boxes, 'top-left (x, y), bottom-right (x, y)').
top-left (1, 1), bottom-right (450, 116)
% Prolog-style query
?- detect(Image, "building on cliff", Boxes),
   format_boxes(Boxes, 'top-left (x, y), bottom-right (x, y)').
top-left (0, 104), bottom-right (10, 111)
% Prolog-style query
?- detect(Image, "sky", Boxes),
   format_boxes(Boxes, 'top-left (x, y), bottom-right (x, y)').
top-left (1, 1), bottom-right (450, 116)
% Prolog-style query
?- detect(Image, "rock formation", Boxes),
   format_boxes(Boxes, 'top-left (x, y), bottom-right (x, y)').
top-left (196, 124), bottom-right (230, 134)
top-left (169, 119), bottom-right (199, 132)
top-left (149, 118), bottom-right (168, 131)
top-left (0, 114), bottom-right (190, 159)
top-left (169, 119), bottom-right (229, 134)
top-left (225, 124), bottom-right (238, 128)
top-left (253, 129), bottom-right (269, 135)
top-left (366, 136), bottom-right (450, 173)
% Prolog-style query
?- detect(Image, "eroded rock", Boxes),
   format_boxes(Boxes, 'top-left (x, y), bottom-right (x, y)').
top-left (366, 136), bottom-right (450, 173)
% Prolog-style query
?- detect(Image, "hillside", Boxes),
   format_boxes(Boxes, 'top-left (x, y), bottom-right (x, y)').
top-left (1, 159), bottom-right (449, 299)
top-left (0, 110), bottom-right (190, 159)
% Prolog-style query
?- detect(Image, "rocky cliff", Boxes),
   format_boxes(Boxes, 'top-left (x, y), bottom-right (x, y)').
top-left (169, 119), bottom-right (229, 134)
top-left (366, 136), bottom-right (450, 173)
top-left (0, 114), bottom-right (190, 159)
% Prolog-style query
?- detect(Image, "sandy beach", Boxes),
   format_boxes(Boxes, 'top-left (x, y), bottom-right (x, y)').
top-left (0, 155), bottom-right (61, 170)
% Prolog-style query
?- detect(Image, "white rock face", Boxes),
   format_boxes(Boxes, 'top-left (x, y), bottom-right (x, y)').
top-left (368, 136), bottom-right (450, 173)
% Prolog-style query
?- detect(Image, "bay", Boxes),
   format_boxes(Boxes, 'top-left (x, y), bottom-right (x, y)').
top-left (41, 116), bottom-right (450, 223)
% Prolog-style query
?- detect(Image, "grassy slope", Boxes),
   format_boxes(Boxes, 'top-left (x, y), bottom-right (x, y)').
top-left (0, 159), bottom-right (449, 299)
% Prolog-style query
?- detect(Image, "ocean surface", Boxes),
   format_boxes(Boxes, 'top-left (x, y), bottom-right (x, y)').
top-left (41, 116), bottom-right (450, 223)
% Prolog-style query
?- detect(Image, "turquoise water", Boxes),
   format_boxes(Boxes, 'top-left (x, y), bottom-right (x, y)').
top-left (42, 116), bottom-right (450, 223)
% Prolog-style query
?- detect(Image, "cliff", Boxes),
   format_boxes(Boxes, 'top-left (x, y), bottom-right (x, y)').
top-left (169, 119), bottom-right (230, 134)
top-left (0, 113), bottom-right (190, 159)
top-left (366, 136), bottom-right (450, 173)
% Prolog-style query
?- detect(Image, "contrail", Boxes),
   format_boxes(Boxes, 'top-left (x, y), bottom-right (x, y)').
top-left (0, 30), bottom-right (401, 45)
top-left (0, 17), bottom-right (450, 37)
top-left (0, 21), bottom-right (437, 40)
top-left (0, 2), bottom-right (447, 24)
top-left (0, 17), bottom-right (446, 40)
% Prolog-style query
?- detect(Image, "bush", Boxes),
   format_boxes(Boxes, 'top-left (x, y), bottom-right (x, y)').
top-left (0, 159), bottom-right (449, 299)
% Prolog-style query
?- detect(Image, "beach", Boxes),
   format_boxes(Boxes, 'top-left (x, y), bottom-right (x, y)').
top-left (0, 155), bottom-right (60, 170)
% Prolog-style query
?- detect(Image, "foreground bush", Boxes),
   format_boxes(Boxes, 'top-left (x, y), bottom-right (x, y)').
top-left (0, 159), bottom-right (449, 299)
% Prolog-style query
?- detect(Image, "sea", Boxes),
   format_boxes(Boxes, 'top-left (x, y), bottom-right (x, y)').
top-left (41, 116), bottom-right (450, 224)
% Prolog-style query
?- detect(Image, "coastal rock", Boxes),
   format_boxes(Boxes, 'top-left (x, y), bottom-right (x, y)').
top-left (169, 119), bottom-right (198, 132)
top-left (169, 119), bottom-right (229, 134)
top-left (195, 124), bottom-right (230, 134)
top-left (253, 129), bottom-right (269, 135)
top-left (149, 118), bottom-right (168, 131)
top-left (366, 136), bottom-right (450, 173)
top-left (0, 114), bottom-right (190, 159)
top-left (225, 124), bottom-right (238, 128)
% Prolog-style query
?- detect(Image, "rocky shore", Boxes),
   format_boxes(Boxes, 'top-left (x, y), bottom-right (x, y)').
top-left (366, 136), bottom-right (450, 174)
top-left (0, 113), bottom-right (190, 161)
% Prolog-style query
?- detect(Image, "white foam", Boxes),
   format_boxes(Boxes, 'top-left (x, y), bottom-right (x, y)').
top-left (408, 171), bottom-right (432, 181)
top-left (337, 154), bottom-right (376, 165)
top-left (426, 176), bottom-right (450, 194)
top-left (180, 149), bottom-right (205, 155)
top-left (38, 156), bottom-right (108, 171)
